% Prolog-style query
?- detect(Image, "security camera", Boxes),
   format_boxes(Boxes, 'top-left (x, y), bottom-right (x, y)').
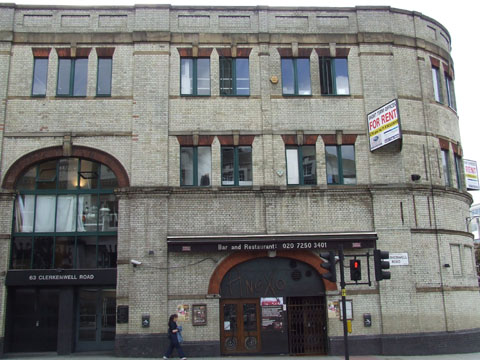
top-left (130, 259), bottom-right (142, 266)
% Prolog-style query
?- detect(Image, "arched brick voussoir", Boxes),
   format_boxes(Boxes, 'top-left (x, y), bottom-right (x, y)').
top-left (2, 145), bottom-right (130, 190)
top-left (207, 250), bottom-right (338, 295)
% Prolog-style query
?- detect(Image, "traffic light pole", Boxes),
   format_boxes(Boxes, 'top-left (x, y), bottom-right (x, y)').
top-left (338, 246), bottom-right (350, 360)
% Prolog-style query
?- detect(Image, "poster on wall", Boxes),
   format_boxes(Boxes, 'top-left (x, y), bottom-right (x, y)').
top-left (328, 301), bottom-right (339, 319)
top-left (192, 304), bottom-right (207, 326)
top-left (367, 99), bottom-right (402, 151)
top-left (261, 297), bottom-right (284, 331)
top-left (464, 159), bottom-right (479, 190)
top-left (177, 304), bottom-right (190, 321)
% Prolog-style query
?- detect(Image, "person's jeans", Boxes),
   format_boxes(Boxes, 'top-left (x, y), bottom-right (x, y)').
top-left (164, 335), bottom-right (185, 358)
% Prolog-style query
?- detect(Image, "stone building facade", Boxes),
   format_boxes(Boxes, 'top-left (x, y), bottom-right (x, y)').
top-left (0, 3), bottom-right (478, 357)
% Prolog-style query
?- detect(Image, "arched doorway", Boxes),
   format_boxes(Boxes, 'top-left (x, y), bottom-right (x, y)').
top-left (3, 149), bottom-right (128, 355)
top-left (218, 256), bottom-right (328, 356)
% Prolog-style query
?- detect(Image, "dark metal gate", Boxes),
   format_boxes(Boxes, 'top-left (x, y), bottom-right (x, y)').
top-left (287, 296), bottom-right (327, 355)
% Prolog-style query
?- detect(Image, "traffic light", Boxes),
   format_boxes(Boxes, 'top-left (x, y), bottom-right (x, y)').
top-left (350, 259), bottom-right (361, 281)
top-left (320, 251), bottom-right (337, 282)
top-left (374, 250), bottom-right (391, 281)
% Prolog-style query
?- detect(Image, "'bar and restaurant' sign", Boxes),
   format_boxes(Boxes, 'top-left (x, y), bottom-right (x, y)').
top-left (168, 232), bottom-right (377, 252)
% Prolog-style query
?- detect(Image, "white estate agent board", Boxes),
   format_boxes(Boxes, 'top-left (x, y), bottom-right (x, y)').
top-left (367, 99), bottom-right (402, 151)
top-left (464, 159), bottom-right (479, 190)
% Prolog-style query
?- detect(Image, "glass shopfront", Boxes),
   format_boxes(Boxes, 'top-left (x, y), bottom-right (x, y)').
top-left (4, 157), bottom-right (118, 355)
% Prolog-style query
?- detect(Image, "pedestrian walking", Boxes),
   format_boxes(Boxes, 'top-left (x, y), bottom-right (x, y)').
top-left (163, 314), bottom-right (187, 360)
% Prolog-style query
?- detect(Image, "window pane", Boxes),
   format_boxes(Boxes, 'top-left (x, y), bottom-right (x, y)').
top-left (32, 58), bottom-right (48, 96)
top-left (54, 236), bottom-right (74, 269)
top-left (73, 58), bottom-right (88, 96)
top-left (98, 236), bottom-right (117, 268)
top-left (180, 147), bottom-right (194, 186)
top-left (446, 75), bottom-right (456, 110)
top-left (442, 150), bottom-right (450, 186)
top-left (222, 147), bottom-right (235, 185)
top-left (326, 146), bottom-right (339, 184)
top-left (220, 58), bottom-right (233, 95)
top-left (286, 148), bottom-right (299, 185)
top-left (455, 155), bottom-right (462, 189)
top-left (76, 236), bottom-right (97, 269)
top-left (37, 160), bottom-right (57, 190)
top-left (79, 160), bottom-right (100, 189)
top-left (99, 194), bottom-right (118, 232)
top-left (432, 67), bottom-right (442, 102)
top-left (334, 58), bottom-right (349, 95)
top-left (33, 236), bottom-right (54, 269)
top-left (35, 195), bottom-right (56, 232)
top-left (181, 58), bottom-right (193, 95)
top-left (297, 58), bottom-right (311, 95)
top-left (57, 58), bottom-right (71, 95)
top-left (100, 164), bottom-right (118, 189)
top-left (341, 145), bottom-right (356, 185)
top-left (302, 146), bottom-right (316, 185)
top-left (238, 146), bottom-right (252, 186)
top-left (80, 194), bottom-right (99, 232)
top-left (17, 167), bottom-right (36, 190)
top-left (320, 58), bottom-right (333, 95)
top-left (224, 304), bottom-right (237, 331)
top-left (243, 303), bottom-right (257, 331)
top-left (236, 58), bottom-right (250, 96)
top-left (198, 147), bottom-right (211, 186)
top-left (197, 58), bottom-right (210, 95)
top-left (56, 195), bottom-right (78, 232)
top-left (58, 158), bottom-right (79, 190)
top-left (281, 58), bottom-right (295, 95)
top-left (97, 57), bottom-right (112, 95)
top-left (15, 195), bottom-right (35, 232)
top-left (11, 237), bottom-right (32, 269)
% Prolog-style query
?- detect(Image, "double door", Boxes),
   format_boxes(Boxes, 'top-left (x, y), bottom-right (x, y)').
top-left (220, 299), bottom-right (261, 354)
top-left (7, 288), bottom-right (59, 352)
top-left (76, 288), bottom-right (116, 351)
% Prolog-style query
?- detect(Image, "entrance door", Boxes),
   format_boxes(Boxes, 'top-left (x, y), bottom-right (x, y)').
top-left (76, 288), bottom-right (116, 352)
top-left (287, 296), bottom-right (327, 355)
top-left (8, 288), bottom-right (59, 352)
top-left (220, 299), bottom-right (261, 354)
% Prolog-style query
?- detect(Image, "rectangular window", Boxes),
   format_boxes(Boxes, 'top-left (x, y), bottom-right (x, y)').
top-left (286, 146), bottom-right (317, 185)
top-left (97, 57), bottom-right (112, 96)
top-left (181, 58), bottom-right (210, 96)
top-left (281, 58), bottom-right (311, 95)
top-left (445, 73), bottom-right (456, 110)
top-left (320, 57), bottom-right (350, 95)
top-left (57, 57), bottom-right (88, 97)
top-left (441, 149), bottom-right (451, 186)
top-left (454, 154), bottom-right (462, 189)
top-left (220, 57), bottom-right (250, 96)
top-left (221, 146), bottom-right (252, 186)
top-left (326, 145), bottom-right (356, 185)
top-left (432, 66), bottom-right (443, 103)
top-left (32, 57), bottom-right (48, 96)
top-left (180, 146), bottom-right (212, 186)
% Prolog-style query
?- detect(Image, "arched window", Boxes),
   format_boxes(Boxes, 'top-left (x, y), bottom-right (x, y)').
top-left (11, 158), bottom-right (118, 270)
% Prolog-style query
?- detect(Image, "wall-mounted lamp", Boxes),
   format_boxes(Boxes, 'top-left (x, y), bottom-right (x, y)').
top-left (411, 174), bottom-right (421, 181)
top-left (268, 250), bottom-right (277, 258)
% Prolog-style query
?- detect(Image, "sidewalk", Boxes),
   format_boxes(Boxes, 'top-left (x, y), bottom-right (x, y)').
top-left (3, 353), bottom-right (480, 360)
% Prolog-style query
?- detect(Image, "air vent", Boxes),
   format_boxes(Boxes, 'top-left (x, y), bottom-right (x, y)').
top-left (291, 269), bottom-right (302, 281)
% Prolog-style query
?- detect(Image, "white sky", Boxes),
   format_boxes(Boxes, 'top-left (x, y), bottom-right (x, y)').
top-left (11, 0), bottom-right (479, 204)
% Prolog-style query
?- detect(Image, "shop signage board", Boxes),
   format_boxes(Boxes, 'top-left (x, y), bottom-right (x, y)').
top-left (168, 232), bottom-right (378, 252)
top-left (367, 99), bottom-right (402, 151)
top-left (464, 159), bottom-right (479, 190)
top-left (5, 269), bottom-right (116, 286)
